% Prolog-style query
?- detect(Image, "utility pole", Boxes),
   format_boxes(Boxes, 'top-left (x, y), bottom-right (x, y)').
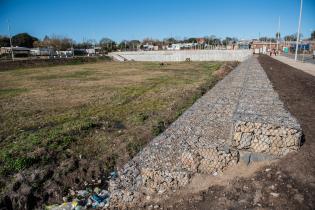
top-left (7, 20), bottom-right (14, 61)
top-left (295, 0), bottom-right (303, 61)
top-left (276, 16), bottom-right (280, 52)
top-left (72, 42), bottom-right (74, 57)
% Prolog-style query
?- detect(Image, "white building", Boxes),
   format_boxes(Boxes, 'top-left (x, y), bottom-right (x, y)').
top-left (30, 48), bottom-right (56, 56)
top-left (167, 44), bottom-right (181, 50)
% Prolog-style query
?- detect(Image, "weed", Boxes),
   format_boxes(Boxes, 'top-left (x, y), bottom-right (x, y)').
top-left (152, 120), bottom-right (166, 136)
top-left (0, 88), bottom-right (28, 97)
top-left (127, 141), bottom-right (143, 158)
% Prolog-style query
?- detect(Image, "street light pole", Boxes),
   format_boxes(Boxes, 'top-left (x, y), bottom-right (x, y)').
top-left (7, 20), bottom-right (14, 61)
top-left (295, 0), bottom-right (303, 61)
top-left (277, 16), bottom-right (280, 52)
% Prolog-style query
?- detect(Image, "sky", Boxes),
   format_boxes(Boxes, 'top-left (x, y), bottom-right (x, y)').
top-left (0, 0), bottom-right (314, 42)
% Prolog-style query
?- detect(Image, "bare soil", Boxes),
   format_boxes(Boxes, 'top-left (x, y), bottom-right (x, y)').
top-left (0, 56), bottom-right (111, 71)
top-left (163, 55), bottom-right (315, 210)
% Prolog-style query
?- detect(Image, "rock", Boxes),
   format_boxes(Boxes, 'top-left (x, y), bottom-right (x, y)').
top-left (270, 192), bottom-right (279, 197)
top-left (94, 187), bottom-right (100, 194)
top-left (62, 197), bottom-right (68, 202)
top-left (69, 189), bottom-right (75, 196)
top-left (293, 193), bottom-right (304, 203)
top-left (239, 151), bottom-right (251, 165)
top-left (286, 184), bottom-right (292, 188)
top-left (253, 189), bottom-right (262, 204)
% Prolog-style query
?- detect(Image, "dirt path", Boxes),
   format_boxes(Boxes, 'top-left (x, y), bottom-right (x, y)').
top-left (169, 55), bottom-right (315, 210)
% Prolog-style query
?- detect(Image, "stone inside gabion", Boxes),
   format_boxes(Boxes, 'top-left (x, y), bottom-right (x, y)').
top-left (107, 57), bottom-right (303, 208)
top-left (141, 168), bottom-right (190, 193)
top-left (233, 121), bottom-right (302, 156)
top-left (181, 148), bottom-right (239, 174)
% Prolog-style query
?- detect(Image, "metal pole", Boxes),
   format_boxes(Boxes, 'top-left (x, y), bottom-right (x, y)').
top-left (277, 16), bottom-right (280, 52)
top-left (7, 20), bottom-right (14, 61)
top-left (295, 0), bottom-right (303, 61)
top-left (72, 42), bottom-right (74, 57)
top-left (302, 45), bottom-right (305, 62)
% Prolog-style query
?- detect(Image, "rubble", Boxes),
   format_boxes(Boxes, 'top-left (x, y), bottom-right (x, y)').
top-left (45, 188), bottom-right (110, 210)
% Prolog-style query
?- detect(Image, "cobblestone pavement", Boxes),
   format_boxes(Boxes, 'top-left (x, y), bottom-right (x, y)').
top-left (108, 56), bottom-right (302, 208)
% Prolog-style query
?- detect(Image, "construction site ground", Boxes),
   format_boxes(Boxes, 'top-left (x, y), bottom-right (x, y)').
top-left (164, 55), bottom-right (315, 210)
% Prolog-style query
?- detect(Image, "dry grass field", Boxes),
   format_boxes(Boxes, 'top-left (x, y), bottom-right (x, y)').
top-left (0, 60), bottom-right (236, 207)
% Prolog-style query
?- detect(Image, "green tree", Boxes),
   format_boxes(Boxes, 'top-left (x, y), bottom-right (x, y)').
top-left (284, 35), bottom-right (295, 41)
top-left (12, 33), bottom-right (38, 48)
top-left (0, 36), bottom-right (10, 47)
top-left (99, 38), bottom-right (116, 52)
top-left (259, 37), bottom-right (276, 42)
top-left (276, 32), bottom-right (281, 39)
top-left (128, 40), bottom-right (141, 50)
top-left (163, 37), bottom-right (177, 45)
top-left (118, 40), bottom-right (129, 51)
top-left (311, 30), bottom-right (315, 40)
top-left (222, 37), bottom-right (233, 46)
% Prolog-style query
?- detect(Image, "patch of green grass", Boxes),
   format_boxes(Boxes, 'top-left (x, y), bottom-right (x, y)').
top-left (33, 70), bottom-right (95, 80)
top-left (0, 153), bottom-right (40, 176)
top-left (0, 115), bottom-right (98, 176)
top-left (0, 88), bottom-right (28, 97)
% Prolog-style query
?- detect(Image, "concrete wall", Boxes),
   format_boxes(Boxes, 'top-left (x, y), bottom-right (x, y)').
top-left (109, 50), bottom-right (252, 62)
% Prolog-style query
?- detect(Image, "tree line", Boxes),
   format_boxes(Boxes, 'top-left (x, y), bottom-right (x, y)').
top-left (1, 31), bottom-right (314, 52)
top-left (0, 33), bottom-right (238, 51)
top-left (260, 31), bottom-right (315, 42)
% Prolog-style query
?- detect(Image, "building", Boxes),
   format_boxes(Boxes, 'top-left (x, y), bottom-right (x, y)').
top-left (56, 50), bottom-right (73, 57)
top-left (142, 44), bottom-right (155, 51)
top-left (251, 41), bottom-right (278, 54)
top-left (196, 38), bottom-right (205, 44)
top-left (30, 47), bottom-right (56, 56)
top-left (167, 44), bottom-right (181, 50)
top-left (237, 40), bottom-right (251, 50)
top-left (0, 47), bottom-right (30, 57)
top-left (86, 47), bottom-right (102, 56)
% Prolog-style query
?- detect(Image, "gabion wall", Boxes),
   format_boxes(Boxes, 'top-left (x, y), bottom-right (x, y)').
top-left (232, 121), bottom-right (301, 156)
top-left (181, 148), bottom-right (239, 174)
top-left (107, 57), bottom-right (303, 208)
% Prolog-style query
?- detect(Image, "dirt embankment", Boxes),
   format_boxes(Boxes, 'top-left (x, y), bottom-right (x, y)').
top-left (167, 55), bottom-right (315, 210)
top-left (0, 56), bottom-right (111, 71)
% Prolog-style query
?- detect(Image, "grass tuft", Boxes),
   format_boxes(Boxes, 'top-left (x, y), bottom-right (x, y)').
top-left (0, 88), bottom-right (28, 97)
